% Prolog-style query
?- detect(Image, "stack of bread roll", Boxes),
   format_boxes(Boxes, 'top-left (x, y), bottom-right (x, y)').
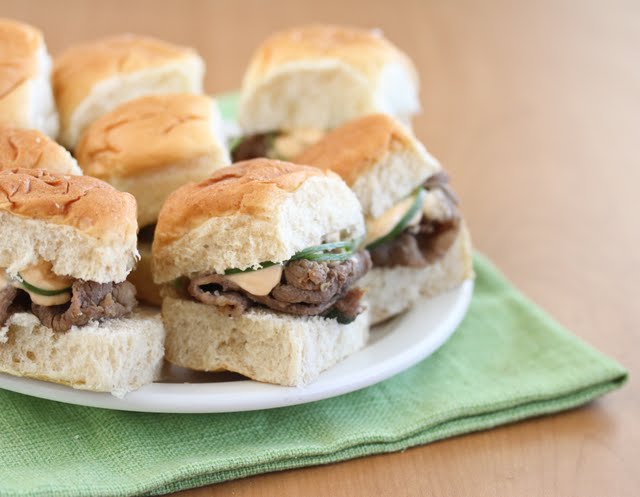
top-left (0, 19), bottom-right (473, 394)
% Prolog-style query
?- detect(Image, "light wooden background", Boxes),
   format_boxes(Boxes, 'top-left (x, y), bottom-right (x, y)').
top-left (1, 0), bottom-right (638, 495)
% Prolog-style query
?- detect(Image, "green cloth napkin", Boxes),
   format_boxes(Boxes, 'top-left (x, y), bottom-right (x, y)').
top-left (0, 254), bottom-right (626, 497)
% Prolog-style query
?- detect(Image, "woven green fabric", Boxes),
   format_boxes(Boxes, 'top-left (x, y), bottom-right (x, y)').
top-left (0, 254), bottom-right (626, 496)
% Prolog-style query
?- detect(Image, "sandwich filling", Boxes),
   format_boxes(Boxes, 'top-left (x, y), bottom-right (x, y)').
top-left (175, 239), bottom-right (371, 324)
top-left (0, 261), bottom-right (137, 332)
top-left (365, 172), bottom-right (461, 268)
top-left (231, 128), bottom-right (325, 162)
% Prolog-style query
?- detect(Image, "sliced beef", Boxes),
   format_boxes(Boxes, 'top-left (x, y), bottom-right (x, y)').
top-left (231, 133), bottom-right (275, 162)
top-left (326, 287), bottom-right (366, 324)
top-left (188, 251), bottom-right (372, 319)
top-left (424, 171), bottom-right (459, 205)
top-left (370, 231), bottom-right (426, 268)
top-left (31, 280), bottom-right (137, 332)
top-left (0, 286), bottom-right (17, 326)
top-left (370, 218), bottom-right (460, 268)
top-left (187, 279), bottom-right (250, 317)
top-left (369, 172), bottom-right (461, 269)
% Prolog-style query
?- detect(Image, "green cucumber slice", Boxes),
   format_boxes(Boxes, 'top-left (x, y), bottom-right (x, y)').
top-left (222, 239), bottom-right (358, 274)
top-left (298, 251), bottom-right (355, 262)
top-left (290, 240), bottom-right (355, 260)
top-left (16, 274), bottom-right (71, 297)
top-left (366, 188), bottom-right (426, 251)
top-left (224, 261), bottom-right (279, 275)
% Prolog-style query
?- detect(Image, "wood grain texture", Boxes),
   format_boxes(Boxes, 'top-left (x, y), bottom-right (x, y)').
top-left (1, 0), bottom-right (638, 495)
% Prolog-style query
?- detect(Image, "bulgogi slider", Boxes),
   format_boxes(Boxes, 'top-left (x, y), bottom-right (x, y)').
top-left (152, 159), bottom-right (372, 386)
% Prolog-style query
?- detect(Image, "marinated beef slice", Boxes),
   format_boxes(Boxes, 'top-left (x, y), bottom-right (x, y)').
top-left (32, 280), bottom-right (137, 332)
top-left (188, 251), bottom-right (372, 322)
top-left (0, 280), bottom-right (137, 332)
top-left (231, 132), bottom-right (275, 162)
top-left (369, 172), bottom-right (461, 268)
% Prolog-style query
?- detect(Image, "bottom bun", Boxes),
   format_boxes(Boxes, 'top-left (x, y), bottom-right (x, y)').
top-left (128, 242), bottom-right (162, 306)
top-left (163, 296), bottom-right (370, 386)
top-left (362, 223), bottom-right (474, 325)
top-left (0, 308), bottom-right (165, 397)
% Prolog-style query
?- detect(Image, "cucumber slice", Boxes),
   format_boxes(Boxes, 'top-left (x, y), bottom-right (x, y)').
top-left (290, 240), bottom-right (355, 260)
top-left (224, 261), bottom-right (278, 275)
top-left (366, 188), bottom-right (426, 251)
top-left (298, 251), bottom-right (355, 262)
top-left (222, 239), bottom-right (358, 274)
top-left (16, 275), bottom-right (71, 296)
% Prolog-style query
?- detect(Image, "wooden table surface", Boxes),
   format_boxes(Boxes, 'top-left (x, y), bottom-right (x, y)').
top-left (3, 0), bottom-right (638, 495)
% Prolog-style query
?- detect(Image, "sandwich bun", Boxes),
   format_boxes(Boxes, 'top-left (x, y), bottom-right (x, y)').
top-left (53, 34), bottom-right (204, 149)
top-left (362, 223), bottom-right (473, 324)
top-left (0, 126), bottom-right (81, 175)
top-left (0, 168), bottom-right (138, 282)
top-left (239, 24), bottom-right (419, 134)
top-left (0, 308), bottom-right (164, 397)
top-left (0, 18), bottom-right (58, 138)
top-left (152, 159), bottom-right (365, 283)
top-left (296, 113), bottom-right (441, 218)
top-left (162, 295), bottom-right (369, 386)
top-left (76, 93), bottom-right (230, 227)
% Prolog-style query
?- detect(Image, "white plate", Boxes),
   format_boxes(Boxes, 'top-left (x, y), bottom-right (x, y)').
top-left (0, 281), bottom-right (473, 413)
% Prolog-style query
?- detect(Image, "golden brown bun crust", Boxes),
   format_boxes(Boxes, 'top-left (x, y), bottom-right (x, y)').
top-left (0, 168), bottom-right (136, 240)
top-left (0, 126), bottom-right (80, 174)
top-left (76, 94), bottom-right (218, 179)
top-left (295, 114), bottom-right (414, 186)
top-left (0, 18), bottom-right (42, 100)
top-left (53, 34), bottom-right (201, 126)
top-left (154, 159), bottom-right (333, 249)
top-left (244, 24), bottom-right (417, 91)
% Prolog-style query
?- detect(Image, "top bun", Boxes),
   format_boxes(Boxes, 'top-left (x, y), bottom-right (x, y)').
top-left (152, 159), bottom-right (365, 283)
top-left (75, 94), bottom-right (230, 227)
top-left (0, 169), bottom-right (137, 282)
top-left (0, 18), bottom-right (59, 138)
top-left (53, 34), bottom-right (204, 149)
top-left (239, 24), bottom-right (419, 134)
top-left (296, 114), bottom-right (441, 218)
top-left (0, 126), bottom-right (81, 175)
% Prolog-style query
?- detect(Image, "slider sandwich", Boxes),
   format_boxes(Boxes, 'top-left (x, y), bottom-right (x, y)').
top-left (152, 159), bottom-right (372, 386)
top-left (297, 114), bottom-right (473, 324)
top-left (53, 34), bottom-right (204, 149)
top-left (0, 125), bottom-right (81, 174)
top-left (0, 169), bottom-right (164, 396)
top-left (76, 93), bottom-right (230, 306)
top-left (233, 24), bottom-right (419, 162)
top-left (0, 18), bottom-right (58, 138)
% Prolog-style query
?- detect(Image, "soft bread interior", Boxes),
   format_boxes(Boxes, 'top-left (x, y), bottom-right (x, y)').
top-left (30, 44), bottom-right (59, 139)
top-left (362, 224), bottom-right (474, 324)
top-left (351, 146), bottom-right (441, 219)
top-left (240, 60), bottom-right (373, 134)
top-left (0, 308), bottom-right (164, 397)
top-left (112, 155), bottom-right (228, 228)
top-left (153, 173), bottom-right (365, 283)
top-left (162, 295), bottom-right (370, 386)
top-left (240, 59), bottom-right (419, 134)
top-left (0, 211), bottom-right (137, 283)
top-left (0, 45), bottom-right (59, 138)
top-left (62, 58), bottom-right (204, 149)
